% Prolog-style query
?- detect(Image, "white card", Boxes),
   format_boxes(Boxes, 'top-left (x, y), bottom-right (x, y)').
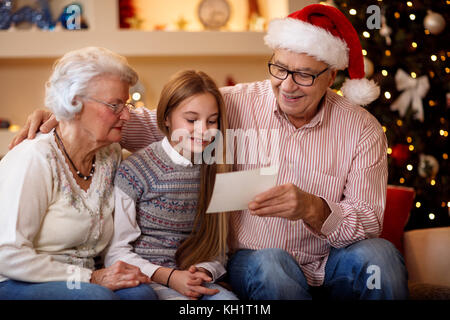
top-left (206, 167), bottom-right (278, 213)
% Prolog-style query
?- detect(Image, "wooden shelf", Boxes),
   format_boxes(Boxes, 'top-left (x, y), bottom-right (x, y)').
top-left (0, 0), bottom-right (273, 59)
top-left (0, 29), bottom-right (271, 58)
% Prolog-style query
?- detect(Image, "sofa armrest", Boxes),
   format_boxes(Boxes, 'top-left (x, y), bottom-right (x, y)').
top-left (403, 227), bottom-right (450, 287)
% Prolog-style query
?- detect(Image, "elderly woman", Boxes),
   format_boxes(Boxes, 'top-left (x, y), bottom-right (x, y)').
top-left (0, 47), bottom-right (156, 300)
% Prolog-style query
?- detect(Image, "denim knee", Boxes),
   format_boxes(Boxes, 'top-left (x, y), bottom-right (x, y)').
top-left (114, 283), bottom-right (158, 300)
top-left (354, 238), bottom-right (408, 292)
top-left (242, 248), bottom-right (310, 299)
top-left (326, 238), bottom-right (409, 299)
top-left (202, 283), bottom-right (238, 300)
top-left (0, 280), bottom-right (119, 300)
top-left (76, 282), bottom-right (119, 300)
top-left (252, 248), bottom-right (299, 276)
top-left (343, 238), bottom-right (406, 269)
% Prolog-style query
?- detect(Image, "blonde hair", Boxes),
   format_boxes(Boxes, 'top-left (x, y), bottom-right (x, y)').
top-left (157, 70), bottom-right (231, 269)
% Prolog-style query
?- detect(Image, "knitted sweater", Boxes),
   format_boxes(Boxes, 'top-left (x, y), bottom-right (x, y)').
top-left (114, 140), bottom-right (201, 268)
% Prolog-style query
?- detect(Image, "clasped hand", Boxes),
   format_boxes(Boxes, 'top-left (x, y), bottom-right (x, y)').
top-left (90, 260), bottom-right (151, 291)
top-left (170, 266), bottom-right (219, 300)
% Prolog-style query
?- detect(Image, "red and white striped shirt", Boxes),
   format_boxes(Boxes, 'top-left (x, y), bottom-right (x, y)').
top-left (121, 80), bottom-right (388, 286)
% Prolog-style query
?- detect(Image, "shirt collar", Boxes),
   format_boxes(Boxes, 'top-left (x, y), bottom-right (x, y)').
top-left (161, 136), bottom-right (193, 167)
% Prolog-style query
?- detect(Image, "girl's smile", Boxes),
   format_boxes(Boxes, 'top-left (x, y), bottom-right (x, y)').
top-left (165, 92), bottom-right (219, 159)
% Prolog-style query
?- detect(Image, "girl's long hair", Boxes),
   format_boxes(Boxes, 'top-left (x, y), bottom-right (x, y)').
top-left (156, 70), bottom-right (231, 269)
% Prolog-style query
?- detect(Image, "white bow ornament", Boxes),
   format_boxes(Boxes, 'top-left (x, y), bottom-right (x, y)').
top-left (390, 69), bottom-right (429, 122)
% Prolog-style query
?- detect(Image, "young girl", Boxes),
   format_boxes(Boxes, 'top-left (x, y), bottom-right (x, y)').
top-left (104, 70), bottom-right (237, 300)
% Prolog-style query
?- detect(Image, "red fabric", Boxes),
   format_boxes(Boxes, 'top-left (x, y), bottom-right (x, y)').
top-left (390, 144), bottom-right (411, 166)
top-left (288, 4), bottom-right (364, 79)
top-left (381, 185), bottom-right (415, 255)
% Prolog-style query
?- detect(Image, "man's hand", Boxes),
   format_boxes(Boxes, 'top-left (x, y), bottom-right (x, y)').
top-left (8, 109), bottom-right (57, 149)
top-left (90, 260), bottom-right (151, 291)
top-left (248, 183), bottom-right (331, 234)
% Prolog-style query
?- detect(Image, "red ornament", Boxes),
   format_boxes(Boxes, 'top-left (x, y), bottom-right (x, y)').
top-left (390, 144), bottom-right (410, 166)
top-left (119, 0), bottom-right (136, 29)
top-left (225, 76), bottom-right (236, 87)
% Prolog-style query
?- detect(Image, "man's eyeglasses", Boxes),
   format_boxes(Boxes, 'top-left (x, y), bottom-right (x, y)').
top-left (268, 63), bottom-right (329, 87)
top-left (83, 96), bottom-right (136, 114)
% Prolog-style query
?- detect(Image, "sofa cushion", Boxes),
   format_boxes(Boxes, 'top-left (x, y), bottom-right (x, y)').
top-left (380, 185), bottom-right (415, 255)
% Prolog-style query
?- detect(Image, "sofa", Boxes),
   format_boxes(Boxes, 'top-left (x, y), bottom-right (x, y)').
top-left (381, 185), bottom-right (450, 300)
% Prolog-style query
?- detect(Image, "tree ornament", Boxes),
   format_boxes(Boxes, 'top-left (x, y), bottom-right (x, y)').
top-left (364, 57), bottom-right (374, 77)
top-left (176, 16), bottom-right (188, 30)
top-left (0, 0), bottom-right (13, 30)
top-left (390, 144), bottom-right (410, 167)
top-left (1, 0), bottom-right (86, 30)
top-left (0, 118), bottom-right (10, 128)
top-left (321, 0), bottom-right (337, 7)
top-left (423, 10), bottom-right (446, 35)
top-left (379, 14), bottom-right (392, 45)
top-left (418, 154), bottom-right (439, 178)
top-left (130, 81), bottom-right (146, 105)
top-left (119, 0), bottom-right (135, 29)
top-left (10, 0), bottom-right (53, 30)
top-left (390, 69), bottom-right (429, 122)
top-left (225, 75), bottom-right (236, 86)
top-left (247, 0), bottom-right (265, 31)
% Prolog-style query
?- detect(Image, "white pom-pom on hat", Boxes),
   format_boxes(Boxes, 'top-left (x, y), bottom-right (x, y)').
top-left (341, 78), bottom-right (380, 106)
top-left (264, 4), bottom-right (380, 106)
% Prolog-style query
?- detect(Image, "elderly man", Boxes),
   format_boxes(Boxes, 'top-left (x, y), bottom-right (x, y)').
top-left (12, 5), bottom-right (408, 300)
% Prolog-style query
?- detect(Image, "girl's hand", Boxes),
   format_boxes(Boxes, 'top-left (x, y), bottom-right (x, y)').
top-left (186, 265), bottom-right (212, 286)
top-left (169, 269), bottom-right (219, 299)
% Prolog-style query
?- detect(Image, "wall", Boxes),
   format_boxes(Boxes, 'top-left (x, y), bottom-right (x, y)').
top-left (0, 55), bottom-right (270, 126)
top-left (134, 0), bottom-right (289, 31)
top-left (0, 0), bottom-right (315, 126)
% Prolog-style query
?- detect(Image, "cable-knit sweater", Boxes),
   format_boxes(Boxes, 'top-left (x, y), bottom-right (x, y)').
top-left (114, 140), bottom-right (201, 268)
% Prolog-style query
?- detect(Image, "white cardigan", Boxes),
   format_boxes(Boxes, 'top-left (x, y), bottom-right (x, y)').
top-left (0, 131), bottom-right (121, 283)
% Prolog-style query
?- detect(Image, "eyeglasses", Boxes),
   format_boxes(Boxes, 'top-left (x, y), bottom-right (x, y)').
top-left (268, 63), bottom-right (329, 87)
top-left (83, 96), bottom-right (136, 114)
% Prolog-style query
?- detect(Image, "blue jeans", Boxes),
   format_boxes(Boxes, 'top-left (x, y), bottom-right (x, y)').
top-left (227, 238), bottom-right (409, 300)
top-left (149, 282), bottom-right (238, 300)
top-left (0, 280), bottom-right (158, 300)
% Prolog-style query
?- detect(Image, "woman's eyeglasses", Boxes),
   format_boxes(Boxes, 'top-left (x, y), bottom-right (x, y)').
top-left (83, 96), bottom-right (136, 114)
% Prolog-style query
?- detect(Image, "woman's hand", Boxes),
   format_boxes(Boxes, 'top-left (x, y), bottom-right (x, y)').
top-left (90, 260), bottom-right (151, 291)
top-left (9, 109), bottom-right (57, 149)
top-left (169, 267), bottom-right (219, 299)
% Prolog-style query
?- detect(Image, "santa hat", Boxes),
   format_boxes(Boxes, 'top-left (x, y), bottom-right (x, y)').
top-left (264, 4), bottom-right (380, 106)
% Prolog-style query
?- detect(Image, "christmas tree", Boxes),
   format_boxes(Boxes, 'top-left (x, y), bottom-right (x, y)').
top-left (330, 0), bottom-right (449, 230)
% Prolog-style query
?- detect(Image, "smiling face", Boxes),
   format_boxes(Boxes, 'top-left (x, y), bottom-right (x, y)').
top-left (270, 49), bottom-right (337, 128)
top-left (165, 92), bottom-right (220, 157)
top-left (77, 74), bottom-right (131, 145)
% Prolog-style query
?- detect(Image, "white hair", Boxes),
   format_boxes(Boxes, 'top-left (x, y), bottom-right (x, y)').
top-left (45, 47), bottom-right (138, 121)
